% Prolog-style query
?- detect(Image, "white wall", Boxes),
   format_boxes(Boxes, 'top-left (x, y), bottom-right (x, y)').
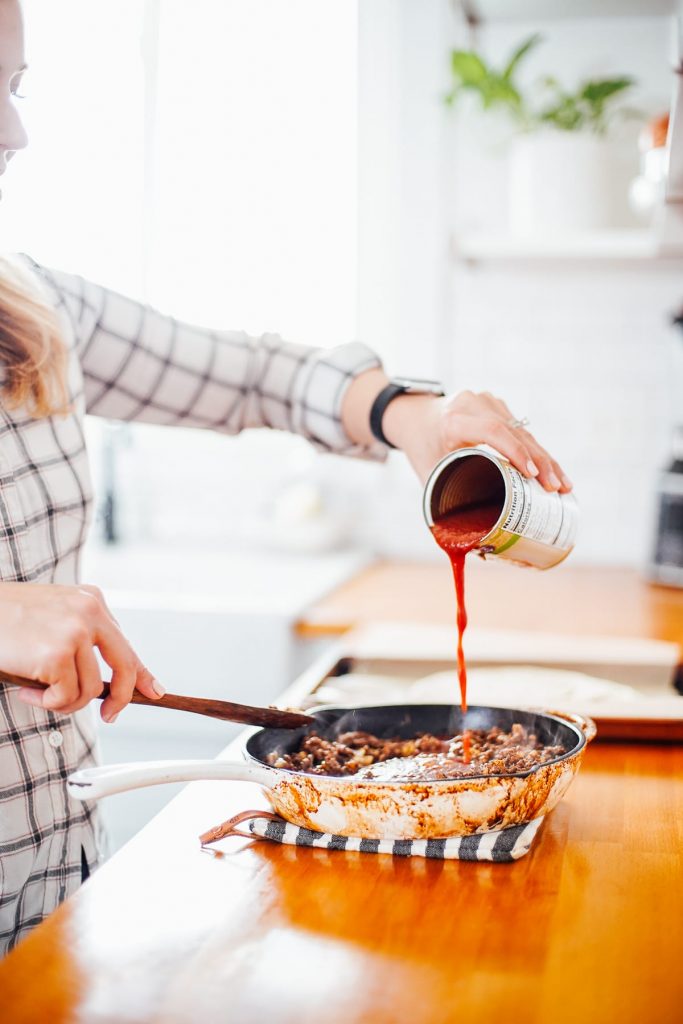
top-left (449, 263), bottom-right (681, 566)
top-left (354, 3), bottom-right (683, 569)
top-left (0, 0), bottom-right (363, 553)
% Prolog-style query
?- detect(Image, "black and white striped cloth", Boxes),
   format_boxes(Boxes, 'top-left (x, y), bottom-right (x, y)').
top-left (243, 813), bottom-right (545, 862)
top-left (0, 253), bottom-right (385, 954)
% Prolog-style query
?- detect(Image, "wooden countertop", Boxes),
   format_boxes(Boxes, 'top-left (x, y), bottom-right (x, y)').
top-left (1, 738), bottom-right (682, 1023)
top-left (2, 560), bottom-right (682, 1020)
top-left (296, 561), bottom-right (683, 656)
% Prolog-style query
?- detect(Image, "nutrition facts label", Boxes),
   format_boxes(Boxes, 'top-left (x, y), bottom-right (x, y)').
top-left (503, 468), bottom-right (579, 550)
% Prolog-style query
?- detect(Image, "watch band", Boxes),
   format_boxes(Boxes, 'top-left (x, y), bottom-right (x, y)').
top-left (370, 379), bottom-right (445, 448)
top-left (369, 383), bottom-right (406, 448)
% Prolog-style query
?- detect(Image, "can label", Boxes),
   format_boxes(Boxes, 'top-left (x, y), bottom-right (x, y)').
top-left (500, 466), bottom-right (578, 550)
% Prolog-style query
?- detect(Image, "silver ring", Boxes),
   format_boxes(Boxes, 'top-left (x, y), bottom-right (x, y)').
top-left (508, 416), bottom-right (530, 430)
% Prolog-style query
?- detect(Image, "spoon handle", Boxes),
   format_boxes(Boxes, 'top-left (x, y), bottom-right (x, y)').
top-left (0, 670), bottom-right (315, 730)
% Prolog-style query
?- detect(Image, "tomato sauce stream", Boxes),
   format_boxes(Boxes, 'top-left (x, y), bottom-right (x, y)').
top-left (431, 501), bottom-right (501, 760)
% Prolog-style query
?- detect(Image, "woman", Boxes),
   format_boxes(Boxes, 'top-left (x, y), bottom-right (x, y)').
top-left (0, 0), bottom-right (570, 953)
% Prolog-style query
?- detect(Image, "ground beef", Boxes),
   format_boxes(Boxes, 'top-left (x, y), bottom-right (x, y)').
top-left (268, 723), bottom-right (565, 781)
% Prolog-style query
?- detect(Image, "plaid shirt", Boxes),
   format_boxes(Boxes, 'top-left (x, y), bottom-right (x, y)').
top-left (0, 255), bottom-right (384, 953)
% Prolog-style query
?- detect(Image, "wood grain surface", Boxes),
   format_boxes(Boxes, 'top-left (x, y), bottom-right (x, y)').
top-left (296, 562), bottom-right (683, 655)
top-left (1, 739), bottom-right (681, 1023)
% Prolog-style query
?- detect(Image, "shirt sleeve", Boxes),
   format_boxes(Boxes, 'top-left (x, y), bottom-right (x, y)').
top-left (28, 259), bottom-right (388, 460)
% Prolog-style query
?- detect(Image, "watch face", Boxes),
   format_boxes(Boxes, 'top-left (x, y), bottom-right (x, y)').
top-left (392, 377), bottom-right (445, 396)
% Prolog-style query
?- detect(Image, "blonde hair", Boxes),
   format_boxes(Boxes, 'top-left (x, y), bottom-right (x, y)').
top-left (0, 258), bottom-right (69, 416)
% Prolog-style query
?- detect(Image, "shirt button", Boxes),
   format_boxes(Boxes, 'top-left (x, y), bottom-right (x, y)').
top-left (48, 730), bottom-right (63, 749)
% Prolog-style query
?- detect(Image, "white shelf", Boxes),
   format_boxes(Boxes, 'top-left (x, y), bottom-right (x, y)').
top-left (451, 229), bottom-right (683, 263)
top-left (461, 1), bottom-right (677, 21)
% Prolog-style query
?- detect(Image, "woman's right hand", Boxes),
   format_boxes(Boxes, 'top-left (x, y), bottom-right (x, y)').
top-left (0, 582), bottom-right (164, 722)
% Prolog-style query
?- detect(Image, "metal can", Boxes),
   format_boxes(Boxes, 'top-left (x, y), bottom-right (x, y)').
top-left (423, 447), bottom-right (578, 569)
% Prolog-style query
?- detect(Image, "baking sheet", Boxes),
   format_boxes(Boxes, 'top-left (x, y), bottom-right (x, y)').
top-left (299, 623), bottom-right (683, 742)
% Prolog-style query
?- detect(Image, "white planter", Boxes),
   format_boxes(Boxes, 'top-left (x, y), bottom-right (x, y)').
top-left (508, 131), bottom-right (620, 234)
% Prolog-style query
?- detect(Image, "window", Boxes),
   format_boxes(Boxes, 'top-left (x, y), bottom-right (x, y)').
top-left (2, 0), bottom-right (360, 544)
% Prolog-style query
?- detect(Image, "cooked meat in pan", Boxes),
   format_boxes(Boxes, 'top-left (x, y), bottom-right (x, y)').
top-left (268, 723), bottom-right (566, 781)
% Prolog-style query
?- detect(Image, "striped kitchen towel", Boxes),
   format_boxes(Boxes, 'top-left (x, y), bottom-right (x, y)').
top-left (199, 810), bottom-right (545, 862)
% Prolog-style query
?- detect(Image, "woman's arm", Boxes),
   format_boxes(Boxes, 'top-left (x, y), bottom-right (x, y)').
top-left (341, 369), bottom-right (571, 491)
top-left (26, 258), bottom-right (570, 486)
top-left (27, 260), bottom-right (387, 460)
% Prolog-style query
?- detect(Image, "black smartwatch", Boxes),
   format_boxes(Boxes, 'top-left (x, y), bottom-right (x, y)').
top-left (369, 377), bottom-right (445, 449)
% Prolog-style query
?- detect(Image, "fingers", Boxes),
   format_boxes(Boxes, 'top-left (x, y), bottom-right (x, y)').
top-left (449, 392), bottom-right (572, 492)
top-left (79, 584), bottom-right (121, 627)
top-left (14, 584), bottom-right (160, 723)
top-left (34, 644), bottom-right (83, 712)
top-left (95, 619), bottom-right (139, 722)
top-left (17, 650), bottom-right (81, 713)
top-left (443, 413), bottom-right (539, 481)
top-left (478, 394), bottom-right (564, 491)
top-left (16, 684), bottom-right (59, 710)
top-left (513, 428), bottom-right (572, 492)
top-left (95, 615), bottom-right (163, 723)
top-left (17, 609), bottom-right (104, 715)
top-left (52, 644), bottom-right (104, 715)
top-left (100, 661), bottom-right (163, 723)
top-left (133, 665), bottom-right (165, 703)
top-left (78, 586), bottom-right (161, 722)
top-left (487, 399), bottom-right (569, 490)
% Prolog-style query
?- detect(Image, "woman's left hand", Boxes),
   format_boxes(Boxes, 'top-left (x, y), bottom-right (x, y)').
top-left (341, 369), bottom-right (572, 491)
top-left (383, 388), bottom-right (573, 491)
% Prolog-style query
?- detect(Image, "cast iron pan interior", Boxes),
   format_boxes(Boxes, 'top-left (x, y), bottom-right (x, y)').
top-left (245, 704), bottom-right (584, 781)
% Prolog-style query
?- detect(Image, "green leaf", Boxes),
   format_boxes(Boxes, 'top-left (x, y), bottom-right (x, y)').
top-left (502, 33), bottom-right (543, 82)
top-left (445, 38), bottom-right (536, 122)
top-left (580, 77), bottom-right (635, 104)
top-left (484, 77), bottom-right (522, 108)
top-left (539, 96), bottom-right (585, 132)
top-left (450, 50), bottom-right (489, 86)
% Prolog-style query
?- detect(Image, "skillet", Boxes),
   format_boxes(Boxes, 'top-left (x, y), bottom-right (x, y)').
top-left (68, 703), bottom-right (596, 840)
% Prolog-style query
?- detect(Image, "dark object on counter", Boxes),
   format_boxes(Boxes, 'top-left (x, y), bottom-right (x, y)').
top-left (0, 670), bottom-right (316, 730)
top-left (650, 439), bottom-right (683, 587)
top-left (650, 312), bottom-right (683, 587)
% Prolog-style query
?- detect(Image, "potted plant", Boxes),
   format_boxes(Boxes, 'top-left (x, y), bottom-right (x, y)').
top-left (446, 35), bottom-right (637, 233)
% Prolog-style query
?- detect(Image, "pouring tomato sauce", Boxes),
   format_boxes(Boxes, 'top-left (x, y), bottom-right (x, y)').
top-left (431, 501), bottom-right (501, 759)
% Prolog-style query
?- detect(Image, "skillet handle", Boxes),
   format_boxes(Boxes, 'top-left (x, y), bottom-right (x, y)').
top-left (544, 709), bottom-right (597, 744)
top-left (67, 758), bottom-right (272, 801)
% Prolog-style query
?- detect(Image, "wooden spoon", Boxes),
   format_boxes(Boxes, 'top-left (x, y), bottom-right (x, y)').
top-left (0, 670), bottom-right (316, 730)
